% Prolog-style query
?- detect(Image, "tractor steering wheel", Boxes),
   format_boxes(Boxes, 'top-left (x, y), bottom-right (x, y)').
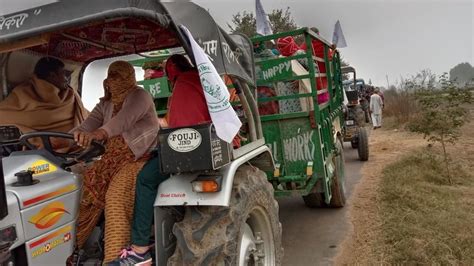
top-left (19, 131), bottom-right (105, 168)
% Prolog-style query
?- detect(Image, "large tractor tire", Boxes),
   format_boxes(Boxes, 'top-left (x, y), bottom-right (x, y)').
top-left (303, 139), bottom-right (346, 208)
top-left (357, 127), bottom-right (369, 161)
top-left (302, 190), bottom-right (325, 208)
top-left (350, 138), bottom-right (358, 149)
top-left (168, 165), bottom-right (283, 266)
top-left (328, 139), bottom-right (346, 207)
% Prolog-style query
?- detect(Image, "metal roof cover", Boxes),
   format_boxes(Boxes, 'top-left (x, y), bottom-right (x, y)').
top-left (0, 0), bottom-right (255, 85)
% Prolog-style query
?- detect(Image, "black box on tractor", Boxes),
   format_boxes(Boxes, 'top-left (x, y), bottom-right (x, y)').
top-left (346, 90), bottom-right (359, 104)
top-left (158, 123), bottom-right (231, 174)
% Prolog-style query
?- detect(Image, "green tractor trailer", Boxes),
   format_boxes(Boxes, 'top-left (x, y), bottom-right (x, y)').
top-left (0, 1), bottom-right (347, 264)
top-left (251, 30), bottom-right (346, 205)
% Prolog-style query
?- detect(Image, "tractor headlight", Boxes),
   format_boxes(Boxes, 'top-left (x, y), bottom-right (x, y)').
top-left (0, 225), bottom-right (17, 243)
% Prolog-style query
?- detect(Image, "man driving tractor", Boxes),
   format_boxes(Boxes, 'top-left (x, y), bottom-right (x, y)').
top-left (0, 57), bottom-right (88, 134)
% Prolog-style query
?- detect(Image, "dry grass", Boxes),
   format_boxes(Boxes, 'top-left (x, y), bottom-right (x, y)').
top-left (380, 149), bottom-right (474, 264)
top-left (335, 105), bottom-right (474, 265)
top-left (383, 89), bottom-right (419, 126)
top-left (335, 129), bottom-right (425, 264)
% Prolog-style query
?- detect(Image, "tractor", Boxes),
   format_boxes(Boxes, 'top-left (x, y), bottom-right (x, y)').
top-left (0, 1), bottom-right (347, 265)
top-left (341, 66), bottom-right (369, 161)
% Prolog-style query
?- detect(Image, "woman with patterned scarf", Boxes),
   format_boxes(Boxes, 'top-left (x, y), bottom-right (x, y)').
top-left (70, 61), bottom-right (159, 263)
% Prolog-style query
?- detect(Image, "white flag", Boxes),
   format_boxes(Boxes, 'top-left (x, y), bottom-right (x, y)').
top-left (180, 26), bottom-right (242, 143)
top-left (256, 0), bottom-right (273, 36)
top-left (332, 20), bottom-right (347, 48)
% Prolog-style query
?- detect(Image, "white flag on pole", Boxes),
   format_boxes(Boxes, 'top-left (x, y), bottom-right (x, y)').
top-left (332, 20), bottom-right (347, 48)
top-left (256, 0), bottom-right (273, 36)
top-left (180, 25), bottom-right (242, 143)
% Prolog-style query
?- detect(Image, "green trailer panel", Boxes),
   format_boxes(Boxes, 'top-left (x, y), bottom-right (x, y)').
top-left (251, 28), bottom-right (345, 202)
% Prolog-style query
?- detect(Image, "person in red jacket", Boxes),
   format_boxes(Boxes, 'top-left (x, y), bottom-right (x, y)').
top-left (165, 54), bottom-right (211, 127)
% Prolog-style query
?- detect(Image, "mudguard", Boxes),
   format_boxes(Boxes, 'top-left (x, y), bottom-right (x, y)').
top-left (154, 144), bottom-right (273, 207)
top-left (333, 116), bottom-right (343, 139)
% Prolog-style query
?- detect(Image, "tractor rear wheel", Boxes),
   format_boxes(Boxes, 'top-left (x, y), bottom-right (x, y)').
top-left (303, 139), bottom-right (346, 208)
top-left (328, 139), bottom-right (346, 207)
top-left (302, 190), bottom-right (325, 208)
top-left (168, 165), bottom-right (282, 266)
top-left (357, 127), bottom-right (369, 161)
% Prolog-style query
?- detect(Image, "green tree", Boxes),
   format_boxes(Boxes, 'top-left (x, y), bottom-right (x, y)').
top-left (227, 11), bottom-right (256, 37)
top-left (227, 7), bottom-right (297, 37)
top-left (408, 73), bottom-right (473, 184)
top-left (449, 62), bottom-right (474, 86)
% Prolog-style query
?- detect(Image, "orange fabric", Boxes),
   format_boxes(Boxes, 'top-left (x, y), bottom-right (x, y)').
top-left (224, 75), bottom-right (239, 102)
top-left (76, 136), bottom-right (134, 247)
top-left (76, 135), bottom-right (148, 261)
top-left (0, 76), bottom-right (87, 133)
top-left (103, 160), bottom-right (145, 262)
top-left (223, 75), bottom-right (243, 148)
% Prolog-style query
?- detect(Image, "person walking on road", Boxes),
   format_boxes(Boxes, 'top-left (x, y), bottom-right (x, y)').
top-left (370, 87), bottom-right (383, 129)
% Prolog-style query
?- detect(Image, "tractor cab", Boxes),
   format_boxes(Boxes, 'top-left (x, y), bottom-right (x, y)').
top-left (342, 66), bottom-right (359, 106)
top-left (0, 1), bottom-right (273, 265)
top-left (341, 66), bottom-right (369, 161)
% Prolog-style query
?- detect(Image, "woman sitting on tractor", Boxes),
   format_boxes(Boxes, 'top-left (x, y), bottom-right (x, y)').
top-left (71, 61), bottom-right (159, 263)
top-left (109, 54), bottom-right (212, 265)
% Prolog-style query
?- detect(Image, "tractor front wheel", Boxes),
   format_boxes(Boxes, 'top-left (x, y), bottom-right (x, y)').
top-left (168, 165), bottom-right (282, 266)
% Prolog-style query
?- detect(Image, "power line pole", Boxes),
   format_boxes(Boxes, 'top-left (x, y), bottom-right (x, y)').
top-left (386, 74), bottom-right (390, 89)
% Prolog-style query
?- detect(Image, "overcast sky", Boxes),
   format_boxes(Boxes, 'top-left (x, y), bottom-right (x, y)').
top-left (194, 0), bottom-right (473, 87)
top-left (1, 0), bottom-right (472, 107)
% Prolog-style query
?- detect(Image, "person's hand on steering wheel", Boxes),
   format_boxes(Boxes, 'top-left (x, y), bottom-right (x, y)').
top-left (74, 129), bottom-right (108, 148)
top-left (50, 137), bottom-right (75, 153)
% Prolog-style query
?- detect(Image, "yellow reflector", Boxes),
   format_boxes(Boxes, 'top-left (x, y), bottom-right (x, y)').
top-left (274, 163), bottom-right (281, 177)
top-left (306, 161), bottom-right (314, 176)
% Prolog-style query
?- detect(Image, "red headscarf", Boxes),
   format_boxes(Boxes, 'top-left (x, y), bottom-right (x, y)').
top-left (277, 36), bottom-right (299, 56)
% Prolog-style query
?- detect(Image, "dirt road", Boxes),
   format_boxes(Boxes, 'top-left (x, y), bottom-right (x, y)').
top-left (279, 143), bottom-right (365, 266)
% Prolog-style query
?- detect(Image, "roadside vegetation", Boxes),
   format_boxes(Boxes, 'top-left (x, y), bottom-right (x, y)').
top-left (380, 145), bottom-right (474, 264)
top-left (380, 75), bottom-right (474, 265)
top-left (380, 72), bottom-right (473, 264)
top-left (337, 70), bottom-right (474, 264)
